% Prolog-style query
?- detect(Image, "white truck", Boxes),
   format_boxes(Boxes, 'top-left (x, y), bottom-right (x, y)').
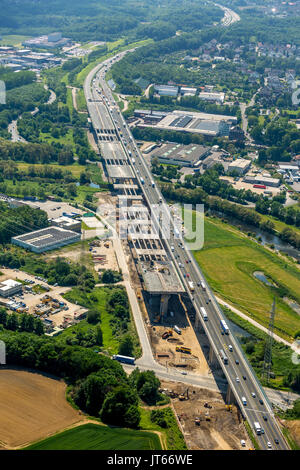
top-left (174, 325), bottom-right (181, 335)
top-left (188, 281), bottom-right (194, 292)
top-left (254, 422), bottom-right (261, 435)
top-left (200, 306), bottom-right (208, 321)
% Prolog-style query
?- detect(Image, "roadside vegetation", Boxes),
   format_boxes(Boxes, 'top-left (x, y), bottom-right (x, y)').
top-left (193, 215), bottom-right (300, 341)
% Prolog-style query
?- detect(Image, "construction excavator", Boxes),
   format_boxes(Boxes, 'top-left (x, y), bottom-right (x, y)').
top-left (179, 388), bottom-right (189, 401)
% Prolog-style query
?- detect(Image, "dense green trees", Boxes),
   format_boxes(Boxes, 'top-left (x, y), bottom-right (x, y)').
top-left (100, 385), bottom-right (140, 428)
top-left (129, 369), bottom-right (161, 405)
top-left (0, 308), bottom-right (44, 335)
top-left (0, 201), bottom-right (48, 244)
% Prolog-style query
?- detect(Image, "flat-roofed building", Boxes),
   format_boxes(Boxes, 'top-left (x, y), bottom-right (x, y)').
top-left (151, 143), bottom-right (211, 167)
top-left (154, 85), bottom-right (179, 97)
top-left (11, 226), bottom-right (81, 253)
top-left (51, 216), bottom-right (82, 233)
top-left (228, 158), bottom-right (251, 175)
top-left (0, 279), bottom-right (22, 298)
top-left (243, 175), bottom-right (281, 187)
top-left (199, 91), bottom-right (225, 104)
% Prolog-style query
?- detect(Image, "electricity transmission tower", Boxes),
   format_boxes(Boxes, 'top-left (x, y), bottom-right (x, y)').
top-left (261, 298), bottom-right (276, 383)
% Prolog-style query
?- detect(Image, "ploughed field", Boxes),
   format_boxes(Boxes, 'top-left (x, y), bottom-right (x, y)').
top-left (0, 369), bottom-right (83, 449)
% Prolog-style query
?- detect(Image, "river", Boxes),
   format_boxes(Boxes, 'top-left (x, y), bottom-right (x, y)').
top-left (208, 209), bottom-right (300, 262)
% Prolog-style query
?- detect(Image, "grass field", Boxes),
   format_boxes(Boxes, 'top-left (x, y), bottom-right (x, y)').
top-left (193, 216), bottom-right (300, 340)
top-left (62, 287), bottom-right (120, 354)
top-left (25, 423), bottom-right (161, 450)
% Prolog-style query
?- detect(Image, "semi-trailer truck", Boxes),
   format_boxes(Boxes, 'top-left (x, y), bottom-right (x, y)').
top-left (200, 307), bottom-right (208, 321)
top-left (254, 422), bottom-right (261, 435)
top-left (220, 319), bottom-right (229, 335)
top-left (220, 349), bottom-right (228, 364)
top-left (112, 354), bottom-right (135, 365)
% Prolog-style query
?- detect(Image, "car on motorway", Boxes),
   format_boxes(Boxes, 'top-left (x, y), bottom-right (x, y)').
top-left (251, 392), bottom-right (256, 398)
top-left (263, 415), bottom-right (268, 421)
top-left (242, 375), bottom-right (246, 380)
top-left (259, 399), bottom-right (263, 405)
top-left (274, 439), bottom-right (279, 445)
top-left (260, 428), bottom-right (264, 435)
top-left (228, 345), bottom-right (233, 352)
top-left (267, 441), bottom-right (272, 449)
top-left (235, 359), bottom-right (239, 365)
top-left (236, 377), bottom-right (240, 383)
top-left (197, 282), bottom-right (201, 287)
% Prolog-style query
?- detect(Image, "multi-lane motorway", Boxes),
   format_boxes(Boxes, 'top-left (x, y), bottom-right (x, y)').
top-left (84, 52), bottom-right (289, 450)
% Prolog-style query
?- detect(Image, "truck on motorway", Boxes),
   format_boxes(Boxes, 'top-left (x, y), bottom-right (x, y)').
top-left (220, 319), bottom-right (229, 335)
top-left (220, 349), bottom-right (228, 364)
top-left (112, 354), bottom-right (135, 365)
top-left (254, 422), bottom-right (262, 435)
top-left (188, 281), bottom-right (195, 292)
top-left (200, 307), bottom-right (208, 321)
top-left (241, 396), bottom-right (247, 406)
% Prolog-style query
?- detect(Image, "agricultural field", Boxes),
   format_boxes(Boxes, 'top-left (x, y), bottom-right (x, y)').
top-left (0, 369), bottom-right (83, 449)
top-left (193, 216), bottom-right (300, 341)
top-left (25, 423), bottom-right (161, 450)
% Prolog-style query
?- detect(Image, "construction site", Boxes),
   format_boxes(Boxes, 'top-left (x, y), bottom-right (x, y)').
top-left (160, 381), bottom-right (252, 450)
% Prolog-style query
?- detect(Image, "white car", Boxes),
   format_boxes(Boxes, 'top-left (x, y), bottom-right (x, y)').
top-left (236, 377), bottom-right (240, 383)
top-left (181, 371), bottom-right (187, 375)
top-left (267, 441), bottom-right (272, 449)
top-left (251, 392), bottom-right (256, 398)
top-left (240, 439), bottom-right (246, 447)
top-left (228, 344), bottom-right (233, 352)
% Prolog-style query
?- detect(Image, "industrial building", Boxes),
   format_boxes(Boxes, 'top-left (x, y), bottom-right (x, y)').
top-left (136, 109), bottom-right (237, 137)
top-left (11, 226), bottom-right (81, 253)
top-left (243, 175), bottom-right (281, 187)
top-left (150, 143), bottom-right (211, 167)
top-left (51, 216), bottom-right (82, 233)
top-left (154, 85), bottom-right (179, 97)
top-left (228, 159), bottom-right (251, 175)
top-left (0, 279), bottom-right (22, 298)
top-left (199, 91), bottom-right (225, 104)
top-left (23, 33), bottom-right (71, 49)
top-left (180, 86), bottom-right (197, 96)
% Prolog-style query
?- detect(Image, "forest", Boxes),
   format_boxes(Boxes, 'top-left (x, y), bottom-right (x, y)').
top-left (0, 0), bottom-right (222, 42)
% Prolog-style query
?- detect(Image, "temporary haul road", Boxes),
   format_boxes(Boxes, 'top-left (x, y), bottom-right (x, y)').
top-left (84, 51), bottom-right (289, 450)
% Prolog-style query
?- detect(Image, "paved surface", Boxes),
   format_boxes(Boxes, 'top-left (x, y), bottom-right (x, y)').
top-left (85, 50), bottom-right (290, 450)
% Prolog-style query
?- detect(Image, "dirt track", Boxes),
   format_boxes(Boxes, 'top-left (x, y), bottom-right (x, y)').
top-left (0, 369), bottom-right (84, 449)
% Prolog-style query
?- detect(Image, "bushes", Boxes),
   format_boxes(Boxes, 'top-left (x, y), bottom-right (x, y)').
top-left (100, 385), bottom-right (140, 429)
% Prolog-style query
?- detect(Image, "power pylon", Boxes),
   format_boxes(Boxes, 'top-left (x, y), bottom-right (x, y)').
top-left (261, 298), bottom-right (276, 383)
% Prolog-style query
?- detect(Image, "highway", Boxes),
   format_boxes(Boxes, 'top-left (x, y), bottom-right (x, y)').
top-left (84, 52), bottom-right (289, 450)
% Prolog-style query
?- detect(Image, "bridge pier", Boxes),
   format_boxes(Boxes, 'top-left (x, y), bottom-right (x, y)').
top-left (208, 345), bottom-right (220, 368)
top-left (226, 383), bottom-right (237, 405)
top-left (194, 314), bottom-right (205, 333)
top-left (160, 294), bottom-right (171, 317)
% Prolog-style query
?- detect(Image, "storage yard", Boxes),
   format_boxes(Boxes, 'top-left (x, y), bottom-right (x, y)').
top-left (0, 269), bottom-right (87, 332)
top-left (160, 381), bottom-right (252, 450)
